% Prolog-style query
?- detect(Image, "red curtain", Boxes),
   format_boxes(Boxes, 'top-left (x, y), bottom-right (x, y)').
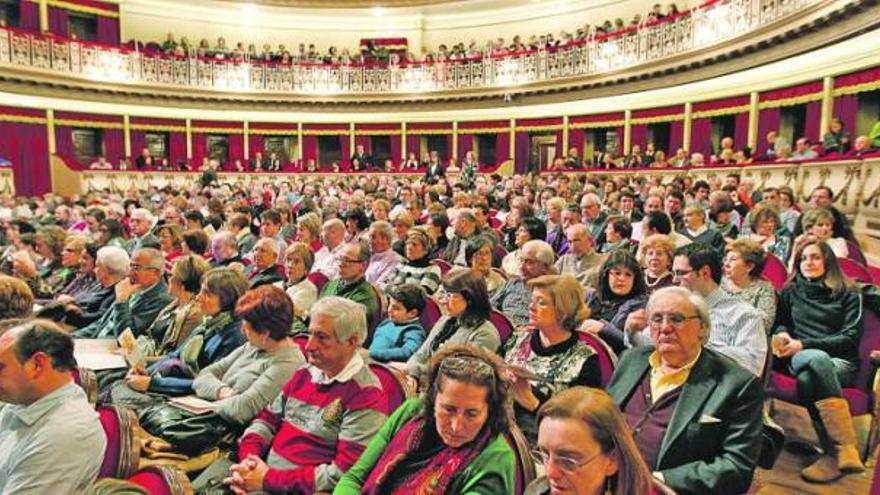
top-left (691, 118), bottom-right (713, 156)
top-left (248, 134), bottom-right (264, 159)
top-left (569, 129), bottom-right (584, 159)
top-left (630, 124), bottom-right (648, 150)
top-left (756, 108), bottom-right (781, 159)
top-left (130, 130), bottom-right (146, 160)
top-left (354, 135), bottom-right (370, 155)
top-left (834, 67), bottom-right (880, 89)
top-left (96, 16), bottom-right (119, 45)
top-left (445, 135), bottom-right (453, 163)
top-left (805, 100), bottom-right (822, 143)
top-left (169, 132), bottom-right (186, 165)
top-left (390, 134), bottom-right (402, 166)
top-left (191, 133), bottom-right (206, 167)
top-left (54, 126), bottom-right (74, 160)
top-left (302, 135), bottom-right (318, 164)
top-left (103, 128), bottom-right (124, 164)
top-left (406, 135), bottom-right (421, 161)
top-left (458, 134), bottom-right (473, 162)
top-left (669, 120), bottom-right (684, 153)
top-left (832, 94), bottom-right (859, 138)
top-left (340, 135), bottom-right (351, 167)
top-left (228, 134), bottom-right (243, 166)
top-left (554, 130), bottom-right (563, 158)
top-left (0, 121), bottom-right (50, 196)
top-left (48, 6), bottom-right (69, 37)
top-left (496, 131), bottom-right (509, 164)
top-left (734, 112), bottom-right (750, 150)
top-left (19, 0), bottom-right (39, 31)
top-left (514, 132), bottom-right (529, 174)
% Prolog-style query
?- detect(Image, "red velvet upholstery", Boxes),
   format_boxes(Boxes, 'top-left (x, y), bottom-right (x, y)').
top-left (490, 309), bottom-right (515, 347)
top-left (307, 271), bottom-right (329, 292)
top-left (577, 332), bottom-right (618, 387)
top-left (761, 253), bottom-right (788, 292)
top-left (129, 469), bottom-right (172, 495)
top-left (432, 258), bottom-right (452, 275)
top-left (846, 240), bottom-right (867, 266)
top-left (293, 334), bottom-right (308, 354)
top-left (97, 407), bottom-right (122, 479)
top-left (369, 363), bottom-right (409, 415)
top-left (839, 258), bottom-right (873, 284)
top-left (419, 297), bottom-right (442, 333)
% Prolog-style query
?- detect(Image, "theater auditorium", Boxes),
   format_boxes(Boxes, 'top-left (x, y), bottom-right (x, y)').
top-left (0, 0), bottom-right (879, 493)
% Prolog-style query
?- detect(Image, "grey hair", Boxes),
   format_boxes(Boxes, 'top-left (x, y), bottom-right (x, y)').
top-left (310, 296), bottom-right (367, 346)
top-left (370, 220), bottom-right (394, 240)
top-left (323, 218), bottom-right (345, 232)
top-left (130, 208), bottom-right (156, 222)
top-left (646, 286), bottom-right (711, 344)
top-left (350, 239), bottom-right (372, 262)
top-left (255, 237), bottom-right (280, 262)
top-left (580, 193), bottom-right (601, 207)
top-left (96, 246), bottom-right (130, 277)
top-left (212, 231), bottom-right (237, 250)
top-left (133, 248), bottom-right (165, 271)
top-left (522, 239), bottom-right (555, 267)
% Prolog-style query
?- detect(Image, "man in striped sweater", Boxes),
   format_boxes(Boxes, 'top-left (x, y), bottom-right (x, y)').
top-left (193, 297), bottom-right (387, 494)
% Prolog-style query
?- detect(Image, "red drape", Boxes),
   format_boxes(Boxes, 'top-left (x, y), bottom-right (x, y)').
top-left (48, 6), bottom-right (69, 37)
top-left (103, 128), bottom-right (124, 164)
top-left (228, 134), bottom-right (243, 166)
top-left (191, 133), bottom-right (206, 167)
top-left (445, 135), bottom-right (453, 163)
top-left (554, 130), bottom-right (563, 158)
top-left (690, 118), bottom-right (713, 156)
top-left (514, 132), bottom-right (529, 174)
top-left (248, 134), bottom-right (264, 159)
top-left (614, 127), bottom-right (624, 155)
top-left (0, 121), bottom-right (50, 196)
top-left (406, 135), bottom-right (421, 161)
top-left (832, 94), bottom-right (859, 138)
top-left (734, 112), bottom-right (750, 150)
top-left (669, 120), bottom-right (684, 153)
top-left (569, 129), bottom-right (585, 158)
top-left (805, 100), bottom-right (822, 143)
top-left (169, 132), bottom-right (186, 165)
top-left (354, 135), bottom-right (371, 155)
top-left (496, 131), bottom-right (509, 164)
top-left (130, 130), bottom-right (146, 160)
top-left (834, 67), bottom-right (880, 89)
top-left (54, 126), bottom-right (74, 161)
top-left (340, 135), bottom-right (351, 167)
top-left (390, 134), bottom-right (402, 166)
top-left (302, 135), bottom-right (318, 164)
top-left (756, 108), bottom-right (781, 159)
top-left (458, 134), bottom-right (473, 162)
top-left (96, 16), bottom-right (119, 45)
top-left (19, 0), bottom-right (39, 31)
top-left (630, 124), bottom-right (648, 150)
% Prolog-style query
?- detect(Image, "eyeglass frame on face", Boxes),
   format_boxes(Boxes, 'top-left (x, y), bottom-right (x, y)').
top-left (530, 447), bottom-right (604, 473)
top-left (129, 263), bottom-right (161, 272)
top-left (338, 256), bottom-right (365, 265)
top-left (647, 312), bottom-right (701, 328)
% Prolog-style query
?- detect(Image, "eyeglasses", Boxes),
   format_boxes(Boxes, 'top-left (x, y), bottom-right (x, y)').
top-left (130, 263), bottom-right (161, 272)
top-left (531, 447), bottom-right (603, 473)
top-left (338, 257), bottom-right (364, 264)
top-left (648, 312), bottom-right (700, 327)
top-left (672, 269), bottom-right (693, 277)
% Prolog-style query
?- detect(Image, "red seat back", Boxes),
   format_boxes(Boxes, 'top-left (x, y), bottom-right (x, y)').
top-left (838, 258), bottom-right (873, 284)
top-left (432, 258), bottom-right (452, 275)
top-left (853, 306), bottom-right (880, 395)
top-left (307, 271), bottom-right (329, 292)
top-left (761, 253), bottom-right (788, 291)
top-left (846, 240), bottom-right (867, 266)
top-left (128, 466), bottom-right (192, 495)
top-left (419, 297), bottom-right (442, 333)
top-left (97, 405), bottom-right (139, 479)
top-left (293, 334), bottom-right (309, 354)
top-left (577, 332), bottom-right (618, 387)
top-left (489, 309), bottom-right (515, 347)
top-left (369, 363), bottom-right (412, 415)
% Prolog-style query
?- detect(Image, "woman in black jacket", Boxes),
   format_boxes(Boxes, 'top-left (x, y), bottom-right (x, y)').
top-left (772, 239), bottom-right (864, 483)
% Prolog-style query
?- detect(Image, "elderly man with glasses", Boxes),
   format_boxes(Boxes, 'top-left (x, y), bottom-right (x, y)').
top-left (319, 240), bottom-right (380, 342)
top-left (491, 239), bottom-right (556, 327)
top-left (125, 208), bottom-right (160, 254)
top-left (73, 247), bottom-right (173, 339)
top-left (608, 286), bottom-right (764, 495)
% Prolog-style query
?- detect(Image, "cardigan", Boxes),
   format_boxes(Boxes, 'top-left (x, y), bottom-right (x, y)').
top-left (333, 398), bottom-right (516, 495)
top-left (406, 316), bottom-right (500, 381)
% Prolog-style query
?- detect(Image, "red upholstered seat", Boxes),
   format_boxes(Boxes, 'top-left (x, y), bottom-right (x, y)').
top-left (432, 258), bottom-right (452, 275)
top-left (419, 297), bottom-right (442, 333)
top-left (761, 253), bottom-right (788, 291)
top-left (98, 408), bottom-right (121, 479)
top-left (369, 362), bottom-right (412, 415)
top-left (838, 258), bottom-right (873, 284)
top-left (293, 334), bottom-right (308, 354)
top-left (846, 240), bottom-right (867, 266)
top-left (577, 332), bottom-right (618, 387)
top-left (97, 405), bottom-right (139, 479)
top-left (307, 271), bottom-right (329, 292)
top-left (489, 309), bottom-right (515, 347)
top-left (128, 466), bottom-right (192, 495)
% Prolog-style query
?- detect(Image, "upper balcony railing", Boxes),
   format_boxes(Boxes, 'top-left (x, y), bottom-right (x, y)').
top-left (0, 0), bottom-right (816, 95)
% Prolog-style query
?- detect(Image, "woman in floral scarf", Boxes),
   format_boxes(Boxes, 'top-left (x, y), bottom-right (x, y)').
top-left (335, 344), bottom-right (518, 495)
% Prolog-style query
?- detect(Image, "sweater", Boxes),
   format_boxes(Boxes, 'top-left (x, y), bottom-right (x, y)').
top-left (368, 319), bottom-right (426, 363)
top-left (406, 316), bottom-right (501, 381)
top-left (774, 274), bottom-right (863, 365)
top-left (333, 398), bottom-right (516, 495)
top-left (320, 277), bottom-right (380, 330)
top-left (386, 258), bottom-right (443, 295)
top-left (193, 343), bottom-right (305, 424)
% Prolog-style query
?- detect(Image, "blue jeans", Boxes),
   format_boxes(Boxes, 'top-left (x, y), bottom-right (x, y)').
top-left (790, 349), bottom-right (858, 404)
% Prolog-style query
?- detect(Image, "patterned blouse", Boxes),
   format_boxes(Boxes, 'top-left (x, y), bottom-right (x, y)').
top-left (721, 277), bottom-right (777, 334)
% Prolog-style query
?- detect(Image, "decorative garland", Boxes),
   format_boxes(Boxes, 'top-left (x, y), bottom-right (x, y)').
top-left (191, 127), bottom-right (244, 134)
top-left (301, 129), bottom-right (351, 136)
top-left (248, 128), bottom-right (298, 136)
top-left (129, 124), bottom-right (186, 132)
top-left (630, 113), bottom-right (685, 124)
top-left (514, 125), bottom-right (563, 132)
top-left (457, 127), bottom-right (511, 134)
top-left (406, 129), bottom-right (452, 135)
top-left (353, 129), bottom-right (403, 136)
top-left (570, 120), bottom-right (626, 129)
top-left (758, 92), bottom-right (823, 109)
top-left (0, 114), bottom-right (48, 125)
top-left (24, 0), bottom-right (119, 18)
top-left (691, 105), bottom-right (751, 119)
top-left (55, 118), bottom-right (123, 129)
top-left (833, 80), bottom-right (880, 97)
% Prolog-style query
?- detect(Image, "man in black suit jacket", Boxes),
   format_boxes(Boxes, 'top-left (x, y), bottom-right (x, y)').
top-left (247, 238), bottom-right (283, 288)
top-left (249, 152), bottom-right (265, 172)
top-left (350, 144), bottom-right (374, 171)
top-left (608, 286), bottom-right (763, 495)
top-left (424, 151), bottom-right (445, 183)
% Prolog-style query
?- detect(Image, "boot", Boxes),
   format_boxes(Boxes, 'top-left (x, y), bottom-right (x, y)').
top-left (815, 397), bottom-right (865, 473)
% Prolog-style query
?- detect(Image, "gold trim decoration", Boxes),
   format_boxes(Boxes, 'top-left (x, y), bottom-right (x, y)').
top-left (25, 0), bottom-right (120, 18)
top-left (55, 118), bottom-right (123, 129)
top-left (452, 127), bottom-right (511, 135)
top-left (406, 129), bottom-right (452, 135)
top-left (570, 120), bottom-right (626, 130)
top-left (301, 129), bottom-right (351, 136)
top-left (630, 114), bottom-right (685, 125)
top-left (514, 125), bottom-right (563, 132)
top-left (691, 105), bottom-right (751, 119)
top-left (129, 124), bottom-right (187, 132)
top-left (248, 128), bottom-right (299, 136)
top-left (192, 126), bottom-right (244, 134)
top-left (758, 92), bottom-right (823, 109)
top-left (833, 80), bottom-right (880, 96)
top-left (354, 129), bottom-right (403, 136)
top-left (0, 114), bottom-right (48, 124)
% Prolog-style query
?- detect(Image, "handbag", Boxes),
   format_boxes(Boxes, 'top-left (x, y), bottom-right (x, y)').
top-left (138, 402), bottom-right (238, 457)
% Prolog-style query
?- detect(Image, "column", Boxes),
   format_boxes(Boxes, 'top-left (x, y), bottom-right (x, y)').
top-left (509, 119), bottom-right (515, 160)
top-left (46, 109), bottom-right (55, 153)
top-left (623, 110), bottom-right (632, 155)
top-left (747, 91), bottom-right (759, 150)
top-left (820, 76), bottom-right (834, 137)
top-left (123, 115), bottom-right (131, 158)
top-left (562, 115), bottom-right (570, 154)
top-left (683, 102), bottom-right (693, 152)
top-left (400, 122), bottom-right (407, 160)
top-left (349, 122), bottom-right (355, 154)
top-left (38, 0), bottom-right (48, 32)
top-left (452, 121), bottom-right (458, 161)
top-left (185, 118), bottom-right (192, 160)
top-left (297, 122), bottom-right (303, 161)
top-left (243, 121), bottom-right (250, 160)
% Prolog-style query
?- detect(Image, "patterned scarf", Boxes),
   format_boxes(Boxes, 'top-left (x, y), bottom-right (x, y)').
top-left (361, 417), bottom-right (492, 495)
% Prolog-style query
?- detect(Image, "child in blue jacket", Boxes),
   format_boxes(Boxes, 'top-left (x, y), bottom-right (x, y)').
top-left (369, 284), bottom-right (426, 362)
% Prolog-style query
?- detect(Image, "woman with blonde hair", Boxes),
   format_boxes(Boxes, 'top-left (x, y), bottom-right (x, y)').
top-left (526, 387), bottom-right (656, 495)
top-left (295, 211), bottom-right (323, 252)
top-left (504, 274), bottom-right (601, 442)
top-left (639, 234), bottom-right (675, 294)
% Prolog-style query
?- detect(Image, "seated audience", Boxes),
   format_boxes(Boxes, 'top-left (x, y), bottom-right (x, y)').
top-left (789, 138), bottom-right (819, 161)
top-left (126, 208), bottom-right (160, 253)
top-left (778, 186), bottom-right (801, 235)
top-left (600, 216), bottom-right (633, 254)
top-left (680, 204), bottom-right (725, 252)
top-left (228, 214), bottom-right (257, 256)
top-left (554, 224), bottom-right (606, 288)
top-left (182, 228), bottom-right (210, 257)
top-left (822, 117), bottom-right (851, 154)
top-left (0, 274), bottom-right (33, 320)
top-left (582, 251), bottom-right (648, 354)
top-left (295, 212), bottom-right (323, 252)
top-left (466, 234), bottom-right (506, 296)
top-left (49, 245), bottom-right (128, 328)
top-left (493, 239), bottom-right (556, 327)
top-left (319, 240), bottom-right (380, 335)
top-left (849, 135), bottom-right (878, 157)
top-left (193, 297), bottom-right (387, 494)
top-left (247, 238), bottom-right (284, 288)
top-left (504, 274), bottom-right (601, 442)
top-left (444, 209), bottom-right (480, 266)
top-left (210, 231), bottom-right (243, 268)
top-left (277, 242), bottom-right (318, 334)
top-left (743, 201), bottom-right (791, 263)
top-left (544, 197), bottom-right (570, 255)
top-left (640, 234), bottom-right (676, 295)
top-left (312, 218), bottom-right (347, 280)
top-left (772, 240), bottom-right (864, 482)
top-left (386, 228), bottom-right (442, 295)
top-left (527, 387), bottom-right (655, 495)
top-left (721, 239), bottom-right (777, 332)
top-left (13, 226), bottom-right (74, 299)
top-left (0, 320), bottom-right (106, 493)
top-left (501, 216), bottom-right (547, 277)
top-left (156, 223), bottom-right (184, 273)
top-left (365, 220), bottom-right (404, 289)
top-left (335, 344), bottom-right (517, 494)
top-left (609, 286), bottom-right (764, 494)
top-left (74, 248), bottom-right (173, 339)
top-left (368, 283), bottom-right (426, 363)
top-left (407, 268), bottom-right (500, 383)
top-left (793, 207), bottom-right (849, 261)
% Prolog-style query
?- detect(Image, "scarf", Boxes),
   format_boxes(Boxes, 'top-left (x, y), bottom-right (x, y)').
top-left (361, 416), bottom-right (492, 495)
top-left (178, 311), bottom-right (235, 374)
